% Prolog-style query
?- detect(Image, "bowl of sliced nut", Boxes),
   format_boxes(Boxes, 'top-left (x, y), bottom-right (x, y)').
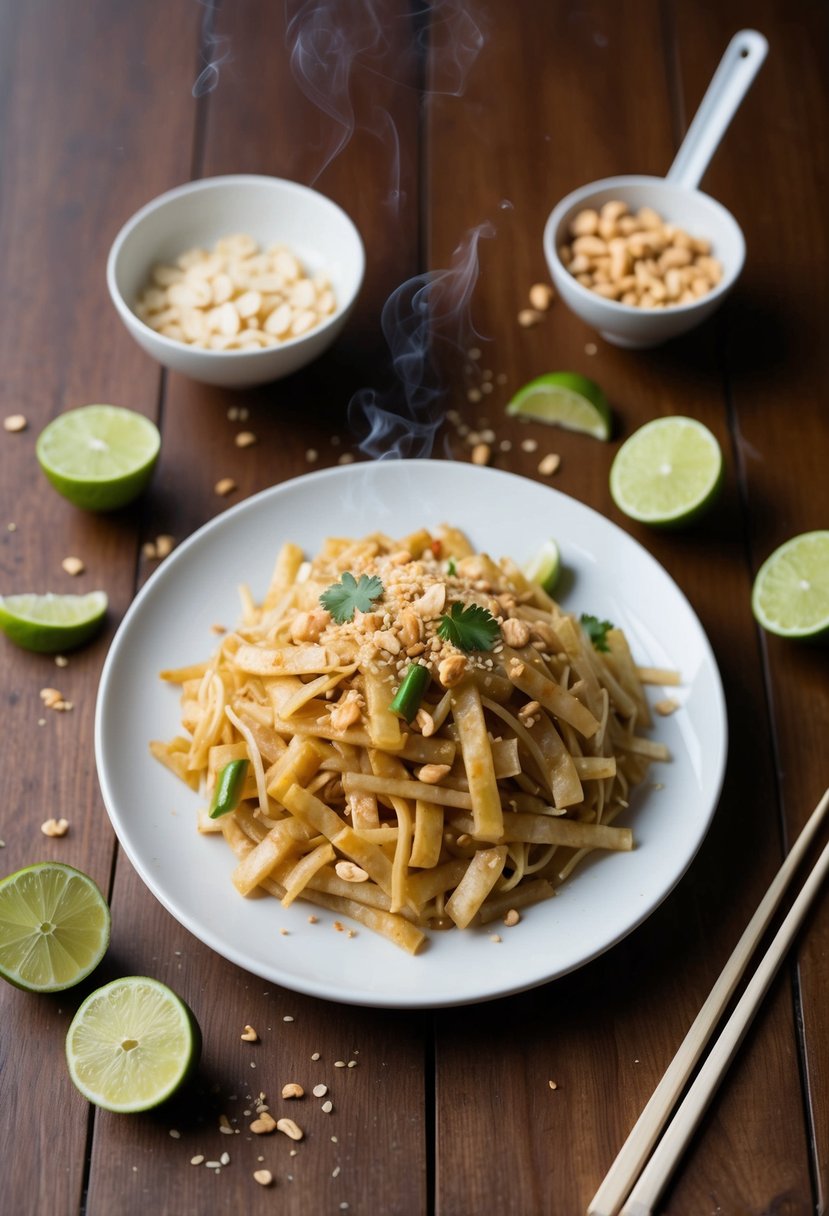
top-left (544, 177), bottom-right (745, 349)
top-left (543, 29), bottom-right (766, 348)
top-left (107, 175), bottom-right (365, 388)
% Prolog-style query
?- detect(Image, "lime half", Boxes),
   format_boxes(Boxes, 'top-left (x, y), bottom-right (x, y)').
top-left (507, 372), bottom-right (612, 440)
top-left (523, 539), bottom-right (561, 593)
top-left (0, 862), bottom-right (110, 993)
top-left (751, 531), bottom-right (829, 639)
top-left (610, 416), bottom-right (723, 526)
top-left (37, 404), bottom-right (160, 511)
top-left (66, 976), bottom-right (201, 1112)
top-left (0, 591), bottom-right (108, 653)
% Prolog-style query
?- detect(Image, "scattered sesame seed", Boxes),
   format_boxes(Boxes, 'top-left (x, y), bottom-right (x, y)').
top-left (334, 1060), bottom-right (346, 1068)
top-left (321, 1100), bottom-right (333, 1114)
top-left (280, 927), bottom-right (290, 935)
top-left (227, 407), bottom-right (239, 420)
top-left (283, 1015), bottom-right (295, 1022)
top-left (220, 1151), bottom-right (230, 1166)
top-left (331, 1136), bottom-right (338, 1143)
top-left (4, 414), bottom-right (27, 432)
top-left (490, 934), bottom-right (502, 943)
top-left (7, 522), bottom-right (16, 531)
top-left (481, 381), bottom-right (493, 394)
top-left (338, 452), bottom-right (355, 465)
top-left (169, 1129), bottom-right (181, 1139)
top-left (54, 655), bottom-right (68, 668)
top-left (521, 438), bottom-right (538, 453)
top-left (253, 1169), bottom-right (274, 1187)
top-left (496, 372), bottom-right (508, 385)
top-left (518, 308), bottom-right (543, 327)
top-left (332, 1165), bottom-right (341, 1178)
top-left (468, 347), bottom-right (481, 360)
top-left (585, 342), bottom-right (598, 355)
top-left (238, 407), bottom-right (249, 421)
top-left (347, 1060), bottom-right (357, 1069)
top-left (467, 388), bottom-right (482, 403)
top-left (214, 477), bottom-right (237, 497)
top-left (235, 431), bottom-right (257, 448)
top-left (190, 1155), bottom-right (204, 1165)
top-left (548, 1080), bottom-right (558, 1090)
top-left (499, 439), bottom-right (512, 452)
top-left (311, 1052), bottom-right (321, 1061)
top-left (305, 448), bottom-right (318, 462)
top-left (312, 1083), bottom-right (328, 1098)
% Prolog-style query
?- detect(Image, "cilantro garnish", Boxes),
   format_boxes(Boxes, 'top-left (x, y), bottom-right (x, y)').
top-left (446, 558), bottom-right (457, 577)
top-left (320, 572), bottom-right (384, 624)
top-left (580, 613), bottom-right (614, 653)
top-left (438, 602), bottom-right (500, 652)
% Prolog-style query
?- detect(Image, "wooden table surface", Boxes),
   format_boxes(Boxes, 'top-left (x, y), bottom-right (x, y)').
top-left (2, 2), bottom-right (828, 1213)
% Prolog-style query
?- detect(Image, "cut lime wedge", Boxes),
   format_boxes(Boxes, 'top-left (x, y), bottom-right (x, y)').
top-left (66, 976), bottom-right (201, 1112)
top-left (609, 416), bottom-right (723, 526)
top-left (36, 404), bottom-right (160, 511)
top-left (523, 539), bottom-right (561, 593)
top-left (751, 531), bottom-right (829, 639)
top-left (0, 862), bottom-right (110, 993)
top-left (507, 372), bottom-right (612, 440)
top-left (0, 591), bottom-right (108, 652)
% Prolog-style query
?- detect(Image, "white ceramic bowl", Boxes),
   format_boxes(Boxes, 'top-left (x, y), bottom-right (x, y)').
top-left (107, 175), bottom-right (365, 388)
top-left (543, 175), bottom-right (745, 349)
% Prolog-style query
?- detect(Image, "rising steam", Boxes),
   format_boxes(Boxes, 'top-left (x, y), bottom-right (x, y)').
top-left (192, 0), bottom-right (232, 97)
top-left (348, 225), bottom-right (492, 459)
top-left (285, 0), bottom-right (485, 184)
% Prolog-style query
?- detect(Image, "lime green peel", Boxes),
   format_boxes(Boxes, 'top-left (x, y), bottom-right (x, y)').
top-left (66, 976), bottom-right (201, 1112)
top-left (0, 862), bottom-right (110, 993)
top-left (751, 531), bottom-right (829, 639)
top-left (507, 372), bottom-right (612, 440)
top-left (610, 416), bottom-right (723, 526)
top-left (36, 404), bottom-right (160, 511)
top-left (0, 591), bottom-right (108, 653)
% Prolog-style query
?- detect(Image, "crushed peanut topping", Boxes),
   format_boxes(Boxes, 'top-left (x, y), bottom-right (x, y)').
top-left (281, 1082), bottom-right (304, 1099)
top-left (61, 556), bottom-right (85, 577)
top-left (250, 1112), bottom-right (276, 1135)
top-left (214, 477), bottom-right (237, 497)
top-left (4, 414), bottom-right (27, 432)
top-left (240, 1025), bottom-right (259, 1042)
top-left (253, 1169), bottom-right (274, 1186)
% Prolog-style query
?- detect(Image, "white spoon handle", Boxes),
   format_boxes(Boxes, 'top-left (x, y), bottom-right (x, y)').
top-left (667, 30), bottom-right (768, 191)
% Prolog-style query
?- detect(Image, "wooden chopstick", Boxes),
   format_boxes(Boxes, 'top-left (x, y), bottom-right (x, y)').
top-left (588, 786), bottom-right (829, 1216)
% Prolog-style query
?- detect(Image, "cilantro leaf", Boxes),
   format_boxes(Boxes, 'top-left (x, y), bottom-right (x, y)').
top-left (580, 613), bottom-right (614, 652)
top-left (437, 601), bottom-right (500, 652)
top-left (320, 572), bottom-right (384, 624)
top-left (446, 558), bottom-right (457, 577)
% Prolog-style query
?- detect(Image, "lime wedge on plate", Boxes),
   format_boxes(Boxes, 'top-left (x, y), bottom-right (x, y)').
top-left (751, 531), bottom-right (829, 639)
top-left (0, 862), bottom-right (110, 993)
top-left (0, 591), bottom-right (108, 652)
top-left (523, 539), bottom-right (561, 593)
top-left (36, 404), bottom-right (160, 511)
top-left (610, 416), bottom-right (723, 526)
top-left (66, 976), bottom-right (201, 1112)
top-left (507, 372), bottom-right (612, 439)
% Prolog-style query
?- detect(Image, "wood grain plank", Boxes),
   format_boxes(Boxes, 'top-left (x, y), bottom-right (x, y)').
top-left (427, 1), bottom-right (815, 1211)
top-left (0, 2), bottom-right (201, 1214)
top-left (673, 3), bottom-right (829, 1212)
top-left (85, 4), bottom-right (429, 1214)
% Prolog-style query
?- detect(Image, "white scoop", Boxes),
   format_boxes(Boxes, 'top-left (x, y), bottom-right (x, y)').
top-left (544, 30), bottom-right (768, 348)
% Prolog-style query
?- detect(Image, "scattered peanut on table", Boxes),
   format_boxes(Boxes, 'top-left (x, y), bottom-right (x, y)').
top-left (559, 200), bottom-right (722, 308)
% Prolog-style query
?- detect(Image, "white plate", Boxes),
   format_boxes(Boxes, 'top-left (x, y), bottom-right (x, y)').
top-left (95, 461), bottom-right (727, 1008)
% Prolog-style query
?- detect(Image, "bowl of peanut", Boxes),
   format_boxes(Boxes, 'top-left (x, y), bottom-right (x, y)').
top-left (107, 175), bottom-right (365, 388)
top-left (543, 176), bottom-right (745, 349)
top-left (543, 30), bottom-right (767, 348)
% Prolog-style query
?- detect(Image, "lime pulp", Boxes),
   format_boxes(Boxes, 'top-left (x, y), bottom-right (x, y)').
top-left (36, 404), bottom-right (160, 511)
top-left (0, 862), bottom-right (110, 993)
top-left (523, 539), bottom-right (561, 593)
top-left (66, 976), bottom-right (201, 1112)
top-left (507, 372), bottom-right (612, 440)
top-left (751, 531), bottom-right (829, 639)
top-left (609, 415), bottom-right (723, 526)
top-left (0, 591), bottom-right (108, 653)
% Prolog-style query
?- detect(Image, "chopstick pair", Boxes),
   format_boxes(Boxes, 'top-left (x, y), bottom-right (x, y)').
top-left (588, 785), bottom-right (829, 1216)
